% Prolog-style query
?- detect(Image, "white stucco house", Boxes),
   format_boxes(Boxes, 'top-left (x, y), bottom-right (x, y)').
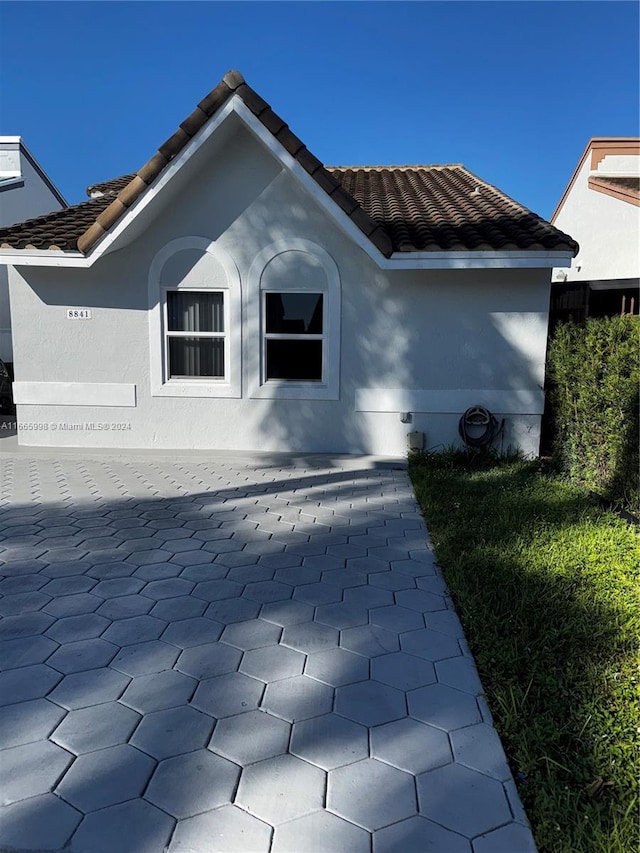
top-left (0, 71), bottom-right (577, 456)
top-left (551, 137), bottom-right (639, 320)
top-left (0, 137), bottom-right (67, 363)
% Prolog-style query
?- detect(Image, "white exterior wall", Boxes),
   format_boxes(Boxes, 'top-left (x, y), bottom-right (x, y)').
top-left (0, 141), bottom-right (65, 361)
top-left (8, 127), bottom-right (551, 457)
top-left (552, 156), bottom-right (640, 284)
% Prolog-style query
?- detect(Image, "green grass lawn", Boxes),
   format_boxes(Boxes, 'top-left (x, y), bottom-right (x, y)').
top-left (409, 452), bottom-right (640, 853)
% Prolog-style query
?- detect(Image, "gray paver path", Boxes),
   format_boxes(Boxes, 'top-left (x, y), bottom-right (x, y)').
top-left (0, 450), bottom-right (537, 852)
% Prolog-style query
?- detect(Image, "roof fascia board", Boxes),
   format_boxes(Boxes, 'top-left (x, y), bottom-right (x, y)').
top-left (384, 251), bottom-right (574, 270)
top-left (0, 249), bottom-right (89, 267)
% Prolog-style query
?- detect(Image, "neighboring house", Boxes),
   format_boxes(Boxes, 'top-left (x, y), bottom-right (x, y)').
top-left (0, 137), bottom-right (67, 364)
top-left (551, 137), bottom-right (640, 322)
top-left (0, 71), bottom-right (577, 456)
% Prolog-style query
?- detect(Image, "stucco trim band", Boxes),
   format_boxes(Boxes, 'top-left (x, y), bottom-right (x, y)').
top-left (355, 388), bottom-right (545, 415)
top-left (13, 382), bottom-right (137, 407)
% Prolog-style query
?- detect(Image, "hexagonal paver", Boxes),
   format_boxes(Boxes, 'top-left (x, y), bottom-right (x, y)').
top-left (291, 713), bottom-right (368, 770)
top-left (193, 579), bottom-right (244, 601)
top-left (395, 588), bottom-right (446, 612)
top-left (91, 577), bottom-right (146, 598)
top-left (47, 638), bottom-right (118, 674)
top-left (343, 585), bottom-right (394, 609)
top-left (293, 582), bottom-right (343, 606)
top-left (371, 717), bottom-right (452, 774)
top-left (240, 645), bottom-right (305, 682)
top-left (281, 621), bottom-right (340, 655)
top-left (408, 683), bottom-right (483, 731)
top-left (243, 580), bottom-right (292, 604)
top-left (161, 616), bottom-right (224, 649)
top-left (400, 627), bottom-right (462, 661)
top-left (315, 602), bottom-right (369, 630)
top-left (425, 609), bottom-right (466, 637)
top-left (340, 625), bottom-right (400, 658)
top-left (304, 647), bottom-right (369, 687)
top-left (120, 670), bottom-right (197, 713)
top-left (169, 804), bottom-right (271, 853)
top-left (436, 656), bottom-right (484, 695)
top-left (111, 640), bottom-right (179, 677)
top-left (368, 572), bottom-right (416, 592)
top-left (1, 740), bottom-right (73, 805)
top-left (328, 757), bottom-right (415, 831)
top-left (95, 594), bottom-right (155, 620)
top-left (0, 663), bottom-right (62, 705)
top-left (145, 749), bottom-right (240, 818)
top-left (260, 599), bottom-right (313, 626)
top-left (44, 593), bottom-right (102, 618)
top-left (102, 615), bottom-right (167, 646)
top-left (191, 671), bottom-right (265, 718)
top-left (45, 613), bottom-right (110, 643)
top-left (416, 764), bottom-right (512, 837)
top-left (150, 594), bottom-right (208, 621)
top-left (221, 618), bottom-right (282, 650)
top-left (450, 723), bottom-right (511, 781)
top-left (0, 591), bottom-right (52, 616)
top-left (140, 577), bottom-right (195, 600)
top-left (236, 753), bottom-right (325, 824)
top-left (371, 652), bottom-right (436, 691)
top-left (0, 612), bottom-right (55, 642)
top-left (370, 605), bottom-right (425, 633)
top-left (47, 668), bottom-right (129, 712)
top-left (373, 816), bottom-right (471, 853)
top-left (472, 822), bottom-right (537, 852)
top-left (130, 706), bottom-right (214, 760)
top-left (261, 675), bottom-right (334, 722)
top-left (273, 810), bottom-right (371, 853)
top-left (209, 708), bottom-right (290, 765)
top-left (335, 680), bottom-right (405, 727)
top-left (50, 701), bottom-right (140, 754)
top-left (86, 562), bottom-right (136, 579)
top-left (176, 642), bottom-right (242, 680)
top-left (0, 635), bottom-right (58, 670)
top-left (0, 793), bottom-right (82, 851)
top-left (70, 797), bottom-right (174, 853)
top-left (0, 698), bottom-right (66, 749)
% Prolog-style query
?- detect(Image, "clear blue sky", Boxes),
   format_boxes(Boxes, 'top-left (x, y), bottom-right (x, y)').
top-left (1, 1), bottom-right (638, 219)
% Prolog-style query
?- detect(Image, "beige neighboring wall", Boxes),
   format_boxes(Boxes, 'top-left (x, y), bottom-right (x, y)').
top-left (552, 138), bottom-right (640, 284)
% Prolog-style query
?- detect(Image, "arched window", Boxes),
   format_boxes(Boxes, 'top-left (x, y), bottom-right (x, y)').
top-left (149, 238), bottom-right (241, 398)
top-left (246, 240), bottom-right (341, 400)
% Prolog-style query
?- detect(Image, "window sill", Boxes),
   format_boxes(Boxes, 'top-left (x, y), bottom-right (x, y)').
top-left (151, 380), bottom-right (241, 399)
top-left (250, 381), bottom-right (338, 401)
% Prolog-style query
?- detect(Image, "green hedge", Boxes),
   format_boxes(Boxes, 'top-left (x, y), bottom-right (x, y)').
top-left (547, 314), bottom-right (639, 511)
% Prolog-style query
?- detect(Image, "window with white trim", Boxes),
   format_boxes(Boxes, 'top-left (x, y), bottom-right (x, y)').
top-left (263, 292), bottom-right (324, 382)
top-left (165, 290), bottom-right (227, 380)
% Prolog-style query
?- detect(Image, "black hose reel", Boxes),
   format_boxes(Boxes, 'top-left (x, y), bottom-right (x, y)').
top-left (458, 405), bottom-right (505, 449)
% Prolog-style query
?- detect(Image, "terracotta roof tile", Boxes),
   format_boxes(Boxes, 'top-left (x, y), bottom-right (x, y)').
top-left (0, 71), bottom-right (578, 257)
top-left (0, 196), bottom-right (113, 251)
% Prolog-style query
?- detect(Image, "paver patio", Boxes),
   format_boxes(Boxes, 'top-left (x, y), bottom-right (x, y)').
top-left (0, 447), bottom-right (537, 852)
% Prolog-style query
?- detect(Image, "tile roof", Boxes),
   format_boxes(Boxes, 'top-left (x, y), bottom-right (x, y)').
top-left (0, 71), bottom-right (578, 257)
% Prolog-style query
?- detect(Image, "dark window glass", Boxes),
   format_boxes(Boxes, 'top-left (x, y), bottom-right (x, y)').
top-left (168, 291), bottom-right (224, 333)
top-left (265, 293), bottom-right (323, 334)
top-left (169, 337), bottom-right (225, 378)
top-left (266, 340), bottom-right (322, 381)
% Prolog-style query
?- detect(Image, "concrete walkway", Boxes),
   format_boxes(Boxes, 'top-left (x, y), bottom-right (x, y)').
top-left (0, 450), bottom-right (536, 853)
